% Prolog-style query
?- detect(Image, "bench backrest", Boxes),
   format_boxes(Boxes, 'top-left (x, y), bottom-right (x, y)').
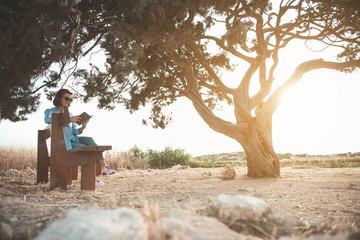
top-left (40, 113), bottom-right (112, 154)
top-left (38, 113), bottom-right (67, 156)
top-left (51, 113), bottom-right (68, 156)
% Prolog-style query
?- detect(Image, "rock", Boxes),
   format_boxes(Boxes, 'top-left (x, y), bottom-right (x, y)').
top-left (171, 164), bottom-right (181, 170)
top-left (278, 232), bottom-right (358, 240)
top-left (4, 168), bottom-right (29, 178)
top-left (221, 166), bottom-right (236, 180)
top-left (34, 207), bottom-right (148, 240)
top-left (156, 209), bottom-right (261, 240)
top-left (5, 169), bottom-right (19, 177)
top-left (201, 194), bottom-right (301, 238)
top-left (0, 222), bottom-right (13, 240)
top-left (24, 167), bottom-right (35, 175)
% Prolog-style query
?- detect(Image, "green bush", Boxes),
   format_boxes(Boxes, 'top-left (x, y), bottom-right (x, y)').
top-left (131, 145), bottom-right (146, 161)
top-left (190, 155), bottom-right (219, 168)
top-left (146, 146), bottom-right (191, 169)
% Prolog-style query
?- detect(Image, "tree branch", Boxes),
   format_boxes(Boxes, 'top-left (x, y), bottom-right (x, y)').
top-left (179, 60), bottom-right (248, 142)
top-left (83, 32), bottom-right (105, 56)
top-left (200, 35), bottom-right (255, 63)
top-left (233, 61), bottom-right (260, 122)
top-left (267, 59), bottom-right (360, 113)
top-left (190, 44), bottom-right (235, 95)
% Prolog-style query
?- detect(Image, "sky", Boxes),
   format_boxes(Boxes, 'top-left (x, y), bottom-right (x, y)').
top-left (1, 12), bottom-right (359, 157)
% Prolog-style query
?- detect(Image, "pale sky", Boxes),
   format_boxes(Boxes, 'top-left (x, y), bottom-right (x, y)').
top-left (1, 18), bottom-right (359, 157)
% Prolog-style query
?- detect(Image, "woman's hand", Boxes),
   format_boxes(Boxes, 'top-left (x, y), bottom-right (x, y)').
top-left (82, 120), bottom-right (89, 128)
top-left (70, 116), bottom-right (81, 123)
top-left (78, 120), bottom-right (89, 133)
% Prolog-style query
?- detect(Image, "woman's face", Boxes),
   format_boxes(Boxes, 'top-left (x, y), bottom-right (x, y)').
top-left (61, 93), bottom-right (73, 108)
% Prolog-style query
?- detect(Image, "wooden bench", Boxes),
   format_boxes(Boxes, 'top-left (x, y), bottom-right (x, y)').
top-left (37, 113), bottom-right (112, 190)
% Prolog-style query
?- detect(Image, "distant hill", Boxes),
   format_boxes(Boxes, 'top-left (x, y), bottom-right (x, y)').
top-left (193, 151), bottom-right (360, 163)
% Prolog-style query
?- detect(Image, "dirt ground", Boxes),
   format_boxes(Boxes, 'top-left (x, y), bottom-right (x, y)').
top-left (0, 166), bottom-right (360, 239)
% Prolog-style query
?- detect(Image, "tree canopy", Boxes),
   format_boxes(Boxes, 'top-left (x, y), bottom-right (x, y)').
top-left (1, 0), bottom-right (359, 176)
top-left (1, 0), bottom-right (359, 122)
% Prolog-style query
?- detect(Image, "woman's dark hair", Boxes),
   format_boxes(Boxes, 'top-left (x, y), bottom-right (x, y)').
top-left (53, 89), bottom-right (72, 106)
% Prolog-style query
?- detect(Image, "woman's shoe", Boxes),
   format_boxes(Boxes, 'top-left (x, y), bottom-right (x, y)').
top-left (102, 165), bottom-right (115, 175)
top-left (95, 179), bottom-right (104, 188)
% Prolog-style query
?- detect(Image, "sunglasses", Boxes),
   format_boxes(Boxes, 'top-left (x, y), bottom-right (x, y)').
top-left (63, 97), bottom-right (73, 102)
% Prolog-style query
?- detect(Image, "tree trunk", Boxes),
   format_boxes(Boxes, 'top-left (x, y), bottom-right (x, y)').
top-left (243, 112), bottom-right (280, 178)
top-left (243, 139), bottom-right (280, 178)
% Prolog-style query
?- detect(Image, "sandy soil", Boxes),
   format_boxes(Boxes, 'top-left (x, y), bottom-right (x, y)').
top-left (0, 166), bottom-right (359, 239)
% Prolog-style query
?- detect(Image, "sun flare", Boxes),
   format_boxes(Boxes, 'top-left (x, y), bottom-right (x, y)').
top-left (272, 70), bottom-right (341, 154)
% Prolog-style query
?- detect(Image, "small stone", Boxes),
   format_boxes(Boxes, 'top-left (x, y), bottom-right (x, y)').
top-left (221, 166), bottom-right (236, 180)
top-left (245, 187), bottom-right (255, 192)
top-left (24, 167), bottom-right (35, 175)
top-left (5, 169), bottom-right (15, 177)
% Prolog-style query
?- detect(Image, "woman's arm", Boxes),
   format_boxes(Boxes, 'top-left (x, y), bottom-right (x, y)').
top-left (44, 108), bottom-right (59, 124)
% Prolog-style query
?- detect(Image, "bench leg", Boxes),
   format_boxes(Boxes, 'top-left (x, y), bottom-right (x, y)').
top-left (72, 166), bottom-right (79, 180)
top-left (66, 167), bottom-right (72, 185)
top-left (96, 161), bottom-right (102, 176)
top-left (37, 132), bottom-right (50, 183)
top-left (81, 162), bottom-right (96, 190)
top-left (37, 155), bottom-right (50, 183)
top-left (50, 157), bottom-right (67, 190)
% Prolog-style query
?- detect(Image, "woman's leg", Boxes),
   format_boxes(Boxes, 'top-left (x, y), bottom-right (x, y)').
top-left (78, 137), bottom-right (105, 166)
top-left (71, 141), bottom-right (87, 149)
top-left (71, 138), bottom-right (104, 187)
top-left (78, 137), bottom-right (115, 175)
top-left (78, 136), bottom-right (97, 146)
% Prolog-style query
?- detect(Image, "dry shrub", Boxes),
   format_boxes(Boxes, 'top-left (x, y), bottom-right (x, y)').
top-left (141, 202), bottom-right (167, 240)
top-left (0, 145), bottom-right (36, 172)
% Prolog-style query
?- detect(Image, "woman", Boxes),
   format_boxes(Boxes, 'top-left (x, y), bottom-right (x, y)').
top-left (44, 89), bottom-right (115, 188)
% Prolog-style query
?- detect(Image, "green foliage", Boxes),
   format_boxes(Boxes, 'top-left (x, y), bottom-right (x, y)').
top-left (280, 159), bottom-right (360, 168)
top-left (106, 145), bottom-right (192, 169)
top-left (189, 155), bottom-right (246, 168)
top-left (190, 155), bottom-right (219, 168)
top-left (131, 145), bottom-right (146, 160)
top-left (307, 0), bottom-right (360, 64)
top-left (0, 1), bottom-right (48, 121)
top-left (146, 146), bottom-right (192, 169)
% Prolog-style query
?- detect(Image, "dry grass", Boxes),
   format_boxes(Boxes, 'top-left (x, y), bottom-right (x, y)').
top-left (104, 150), bottom-right (150, 170)
top-left (0, 145), bottom-right (37, 173)
top-left (0, 146), bottom-right (150, 173)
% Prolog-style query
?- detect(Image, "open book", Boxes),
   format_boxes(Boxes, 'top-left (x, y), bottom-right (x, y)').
top-left (76, 112), bottom-right (93, 125)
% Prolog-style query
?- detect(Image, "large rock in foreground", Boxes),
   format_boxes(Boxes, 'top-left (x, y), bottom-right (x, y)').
top-left (34, 207), bottom-right (148, 240)
top-left (36, 194), bottom-right (346, 240)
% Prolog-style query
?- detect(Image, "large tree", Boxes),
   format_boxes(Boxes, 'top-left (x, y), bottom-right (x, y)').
top-left (1, 0), bottom-right (359, 177)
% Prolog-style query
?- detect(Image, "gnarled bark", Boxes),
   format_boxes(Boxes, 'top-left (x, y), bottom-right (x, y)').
top-left (244, 106), bottom-right (279, 177)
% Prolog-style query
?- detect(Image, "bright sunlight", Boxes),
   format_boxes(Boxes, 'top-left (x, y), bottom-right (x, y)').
top-left (273, 70), bottom-right (341, 154)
